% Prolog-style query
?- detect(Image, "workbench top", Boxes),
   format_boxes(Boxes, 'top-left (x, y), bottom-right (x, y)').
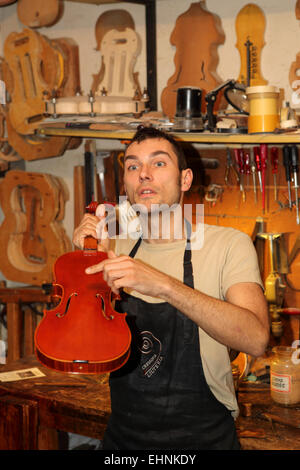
top-left (1, 357), bottom-right (300, 450)
top-left (237, 381), bottom-right (300, 450)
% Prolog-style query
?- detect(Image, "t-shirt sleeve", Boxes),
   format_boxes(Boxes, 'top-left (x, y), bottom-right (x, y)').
top-left (221, 231), bottom-right (264, 298)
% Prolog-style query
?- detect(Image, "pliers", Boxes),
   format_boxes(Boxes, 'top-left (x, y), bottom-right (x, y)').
top-left (224, 148), bottom-right (240, 186)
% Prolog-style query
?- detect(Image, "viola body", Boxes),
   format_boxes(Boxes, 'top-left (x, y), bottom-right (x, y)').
top-left (35, 250), bottom-right (131, 374)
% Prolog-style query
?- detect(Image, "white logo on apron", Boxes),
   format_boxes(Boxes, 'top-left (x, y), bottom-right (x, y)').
top-left (138, 331), bottom-right (163, 378)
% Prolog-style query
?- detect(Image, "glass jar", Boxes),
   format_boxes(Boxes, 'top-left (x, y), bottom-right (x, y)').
top-left (270, 346), bottom-right (300, 406)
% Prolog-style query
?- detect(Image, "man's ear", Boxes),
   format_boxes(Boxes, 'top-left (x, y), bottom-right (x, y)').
top-left (181, 169), bottom-right (193, 192)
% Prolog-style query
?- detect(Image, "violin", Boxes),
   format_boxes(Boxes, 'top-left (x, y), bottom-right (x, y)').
top-left (34, 202), bottom-right (131, 374)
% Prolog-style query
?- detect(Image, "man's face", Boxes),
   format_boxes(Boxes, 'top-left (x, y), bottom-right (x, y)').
top-left (123, 138), bottom-right (190, 212)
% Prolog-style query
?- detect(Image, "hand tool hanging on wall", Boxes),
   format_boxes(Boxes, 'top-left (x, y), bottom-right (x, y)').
top-left (283, 145), bottom-right (292, 209)
top-left (243, 151), bottom-right (251, 188)
top-left (224, 148), bottom-right (240, 186)
top-left (254, 146), bottom-right (262, 192)
top-left (270, 147), bottom-right (279, 201)
top-left (256, 232), bottom-right (288, 338)
top-left (205, 184), bottom-right (223, 207)
top-left (290, 145), bottom-right (299, 225)
top-left (260, 144), bottom-right (268, 214)
top-left (234, 148), bottom-right (246, 202)
top-left (250, 148), bottom-right (258, 204)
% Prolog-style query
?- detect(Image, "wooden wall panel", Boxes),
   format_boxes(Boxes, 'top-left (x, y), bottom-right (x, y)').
top-left (184, 146), bottom-right (300, 343)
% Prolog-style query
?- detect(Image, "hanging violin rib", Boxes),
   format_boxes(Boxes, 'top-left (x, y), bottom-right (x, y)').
top-left (0, 170), bottom-right (71, 285)
top-left (34, 203), bottom-right (131, 375)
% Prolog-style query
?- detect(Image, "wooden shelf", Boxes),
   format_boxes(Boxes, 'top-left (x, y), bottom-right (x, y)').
top-left (65, 0), bottom-right (155, 4)
top-left (65, 0), bottom-right (122, 4)
top-left (37, 125), bottom-right (300, 145)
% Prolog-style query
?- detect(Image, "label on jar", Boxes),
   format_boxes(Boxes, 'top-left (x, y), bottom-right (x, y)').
top-left (271, 372), bottom-right (291, 393)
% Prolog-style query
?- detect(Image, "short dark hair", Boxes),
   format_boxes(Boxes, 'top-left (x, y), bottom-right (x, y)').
top-left (126, 126), bottom-right (187, 172)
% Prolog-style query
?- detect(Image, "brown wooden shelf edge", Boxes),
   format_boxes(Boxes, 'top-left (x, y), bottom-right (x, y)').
top-left (37, 126), bottom-right (300, 145)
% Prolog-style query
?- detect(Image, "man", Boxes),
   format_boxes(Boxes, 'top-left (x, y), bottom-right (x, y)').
top-left (73, 126), bottom-right (269, 450)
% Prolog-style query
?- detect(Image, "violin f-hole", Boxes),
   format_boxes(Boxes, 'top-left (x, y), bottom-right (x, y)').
top-left (56, 292), bottom-right (78, 318)
top-left (96, 293), bottom-right (114, 320)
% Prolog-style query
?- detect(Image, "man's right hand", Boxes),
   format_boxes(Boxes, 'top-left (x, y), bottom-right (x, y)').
top-left (72, 204), bottom-right (109, 251)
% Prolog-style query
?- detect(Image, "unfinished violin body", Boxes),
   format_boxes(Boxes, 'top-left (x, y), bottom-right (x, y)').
top-left (35, 248), bottom-right (131, 374)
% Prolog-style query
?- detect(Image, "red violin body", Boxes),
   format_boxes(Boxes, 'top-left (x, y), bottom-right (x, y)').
top-left (35, 249), bottom-right (131, 374)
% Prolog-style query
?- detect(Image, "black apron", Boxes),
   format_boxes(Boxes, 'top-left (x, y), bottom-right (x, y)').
top-left (102, 228), bottom-right (240, 450)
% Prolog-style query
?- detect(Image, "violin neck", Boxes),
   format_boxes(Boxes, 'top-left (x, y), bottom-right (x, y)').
top-left (84, 235), bottom-right (98, 251)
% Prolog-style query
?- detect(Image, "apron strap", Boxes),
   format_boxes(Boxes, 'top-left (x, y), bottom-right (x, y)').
top-left (183, 220), bottom-right (194, 289)
top-left (128, 237), bottom-right (142, 258)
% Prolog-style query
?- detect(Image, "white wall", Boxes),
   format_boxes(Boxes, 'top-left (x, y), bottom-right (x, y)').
top-left (0, 0), bottom-right (298, 243)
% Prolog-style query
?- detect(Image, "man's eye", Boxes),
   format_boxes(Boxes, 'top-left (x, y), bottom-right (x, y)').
top-left (127, 164), bottom-right (138, 171)
top-left (155, 161), bottom-right (166, 167)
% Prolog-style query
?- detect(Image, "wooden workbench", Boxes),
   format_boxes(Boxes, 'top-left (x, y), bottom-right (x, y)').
top-left (0, 356), bottom-right (110, 450)
top-left (237, 381), bottom-right (300, 450)
top-left (0, 356), bottom-right (300, 450)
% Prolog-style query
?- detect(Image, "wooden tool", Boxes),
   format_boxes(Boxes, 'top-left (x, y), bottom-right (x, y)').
top-left (263, 407), bottom-right (300, 429)
top-left (92, 9), bottom-right (135, 94)
top-left (5, 115), bottom-right (70, 161)
top-left (0, 170), bottom-right (71, 285)
top-left (2, 31), bottom-right (81, 159)
top-left (52, 37), bottom-right (81, 99)
top-left (296, 0), bottom-right (300, 20)
top-left (161, 2), bottom-right (225, 118)
top-left (0, 0), bottom-right (17, 4)
top-left (46, 28), bottom-right (147, 116)
top-left (4, 28), bottom-right (64, 135)
top-left (17, 0), bottom-right (61, 28)
top-left (289, 52), bottom-right (300, 95)
top-left (235, 3), bottom-right (268, 87)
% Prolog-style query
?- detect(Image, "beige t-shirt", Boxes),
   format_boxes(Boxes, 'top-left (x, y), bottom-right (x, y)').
top-left (114, 224), bottom-right (264, 418)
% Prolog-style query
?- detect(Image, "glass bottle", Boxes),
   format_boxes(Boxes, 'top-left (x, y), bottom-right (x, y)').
top-left (270, 346), bottom-right (300, 406)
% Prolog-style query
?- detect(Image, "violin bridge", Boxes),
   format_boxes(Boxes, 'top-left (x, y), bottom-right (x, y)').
top-left (56, 292), bottom-right (78, 318)
top-left (96, 293), bottom-right (114, 320)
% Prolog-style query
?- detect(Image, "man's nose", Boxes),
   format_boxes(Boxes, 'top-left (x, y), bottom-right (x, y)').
top-left (139, 164), bottom-right (152, 181)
